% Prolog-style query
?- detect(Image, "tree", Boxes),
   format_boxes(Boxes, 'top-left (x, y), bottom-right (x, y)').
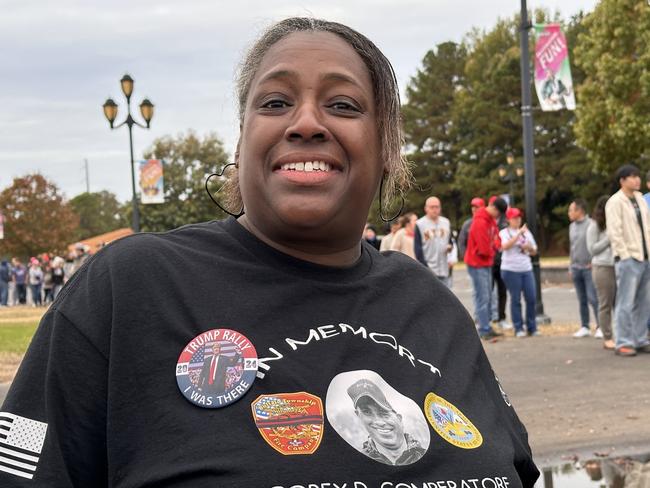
top-left (126, 131), bottom-right (232, 232)
top-left (401, 41), bottom-right (467, 224)
top-left (70, 191), bottom-right (127, 240)
top-left (451, 19), bottom-right (524, 225)
top-left (0, 174), bottom-right (79, 258)
top-left (573, 0), bottom-right (650, 173)
top-left (399, 11), bottom-right (608, 252)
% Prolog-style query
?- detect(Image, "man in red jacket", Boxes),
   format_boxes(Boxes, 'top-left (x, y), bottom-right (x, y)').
top-left (465, 197), bottom-right (508, 339)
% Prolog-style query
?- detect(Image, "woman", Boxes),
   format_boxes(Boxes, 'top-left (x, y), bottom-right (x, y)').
top-left (499, 208), bottom-right (539, 337)
top-left (0, 18), bottom-right (538, 487)
top-left (50, 256), bottom-right (65, 300)
top-left (42, 262), bottom-right (54, 305)
top-left (586, 196), bottom-right (616, 350)
top-left (379, 220), bottom-right (402, 252)
top-left (27, 258), bottom-right (43, 307)
top-left (389, 212), bottom-right (417, 259)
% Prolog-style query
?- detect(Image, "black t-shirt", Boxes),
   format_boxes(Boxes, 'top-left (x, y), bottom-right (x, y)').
top-left (0, 218), bottom-right (538, 487)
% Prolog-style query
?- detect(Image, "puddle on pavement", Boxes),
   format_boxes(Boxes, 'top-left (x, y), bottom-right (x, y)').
top-left (535, 453), bottom-right (650, 487)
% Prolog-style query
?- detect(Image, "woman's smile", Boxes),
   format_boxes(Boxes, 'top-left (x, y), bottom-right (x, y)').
top-left (272, 153), bottom-right (343, 186)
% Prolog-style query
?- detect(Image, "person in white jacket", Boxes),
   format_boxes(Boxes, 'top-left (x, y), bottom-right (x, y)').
top-left (605, 164), bottom-right (650, 357)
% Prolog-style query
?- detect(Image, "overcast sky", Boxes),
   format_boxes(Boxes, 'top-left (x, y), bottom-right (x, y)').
top-left (1, 0), bottom-right (598, 202)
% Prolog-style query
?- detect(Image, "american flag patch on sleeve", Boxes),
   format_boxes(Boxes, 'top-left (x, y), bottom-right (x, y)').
top-left (0, 412), bottom-right (48, 480)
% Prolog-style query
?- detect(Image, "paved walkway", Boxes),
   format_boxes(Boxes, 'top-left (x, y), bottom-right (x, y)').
top-left (485, 336), bottom-right (650, 466)
top-left (455, 267), bottom-right (650, 464)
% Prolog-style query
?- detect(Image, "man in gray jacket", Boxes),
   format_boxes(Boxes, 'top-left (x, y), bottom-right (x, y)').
top-left (605, 164), bottom-right (650, 356)
top-left (568, 199), bottom-right (599, 338)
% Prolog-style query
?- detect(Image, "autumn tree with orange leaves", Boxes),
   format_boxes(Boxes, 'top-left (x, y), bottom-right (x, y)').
top-left (0, 174), bottom-right (79, 258)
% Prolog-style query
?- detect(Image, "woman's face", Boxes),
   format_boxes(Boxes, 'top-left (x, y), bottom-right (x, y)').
top-left (407, 214), bottom-right (417, 231)
top-left (508, 216), bottom-right (521, 228)
top-left (236, 31), bottom-right (382, 249)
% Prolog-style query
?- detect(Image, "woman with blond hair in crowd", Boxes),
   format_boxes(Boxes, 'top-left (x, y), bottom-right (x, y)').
top-left (586, 195), bottom-right (616, 350)
top-left (50, 256), bottom-right (65, 300)
top-left (390, 212), bottom-right (417, 259)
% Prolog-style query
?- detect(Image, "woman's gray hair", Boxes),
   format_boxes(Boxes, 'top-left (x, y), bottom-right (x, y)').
top-left (224, 17), bottom-right (411, 211)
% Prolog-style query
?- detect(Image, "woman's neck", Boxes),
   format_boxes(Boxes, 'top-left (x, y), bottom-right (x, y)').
top-left (236, 215), bottom-right (362, 267)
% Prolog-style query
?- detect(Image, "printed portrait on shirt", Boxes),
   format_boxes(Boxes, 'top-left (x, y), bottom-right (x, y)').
top-left (196, 341), bottom-right (243, 395)
top-left (325, 370), bottom-right (430, 466)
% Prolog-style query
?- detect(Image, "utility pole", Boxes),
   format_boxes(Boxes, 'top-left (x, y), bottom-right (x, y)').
top-left (519, 0), bottom-right (551, 324)
top-left (84, 158), bottom-right (90, 193)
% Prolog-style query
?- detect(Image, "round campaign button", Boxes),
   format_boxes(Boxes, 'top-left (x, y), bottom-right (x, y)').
top-left (176, 328), bottom-right (258, 408)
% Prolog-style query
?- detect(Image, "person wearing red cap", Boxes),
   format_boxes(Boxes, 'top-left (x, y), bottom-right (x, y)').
top-left (458, 198), bottom-right (485, 324)
top-left (499, 208), bottom-right (539, 337)
top-left (465, 197), bottom-right (508, 339)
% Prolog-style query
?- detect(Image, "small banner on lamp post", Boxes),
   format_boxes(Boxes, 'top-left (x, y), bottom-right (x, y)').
top-left (534, 24), bottom-right (576, 111)
top-left (139, 159), bottom-right (165, 204)
top-left (0, 212), bottom-right (4, 239)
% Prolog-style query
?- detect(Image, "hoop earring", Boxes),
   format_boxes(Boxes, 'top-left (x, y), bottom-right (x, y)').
top-left (379, 176), bottom-right (404, 222)
top-left (205, 163), bottom-right (244, 218)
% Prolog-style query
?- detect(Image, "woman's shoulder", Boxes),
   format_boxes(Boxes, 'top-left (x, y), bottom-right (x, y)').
top-left (375, 245), bottom-right (431, 278)
top-left (94, 220), bottom-right (230, 264)
top-left (586, 219), bottom-right (601, 234)
top-left (56, 220), bottom-right (228, 295)
top-left (373, 245), bottom-right (468, 315)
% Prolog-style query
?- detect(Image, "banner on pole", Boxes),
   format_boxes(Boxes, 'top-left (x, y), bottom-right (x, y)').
top-left (139, 159), bottom-right (165, 204)
top-left (534, 24), bottom-right (576, 111)
top-left (0, 212), bottom-right (4, 240)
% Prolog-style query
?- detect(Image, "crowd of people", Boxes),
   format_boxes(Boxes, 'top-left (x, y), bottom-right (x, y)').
top-left (365, 194), bottom-right (535, 341)
top-left (364, 164), bottom-right (650, 356)
top-left (568, 164), bottom-right (650, 357)
top-left (0, 244), bottom-right (90, 307)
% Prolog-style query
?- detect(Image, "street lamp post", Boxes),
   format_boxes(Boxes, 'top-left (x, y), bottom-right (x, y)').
top-left (519, 0), bottom-right (551, 324)
top-left (102, 74), bottom-right (154, 233)
top-left (498, 152), bottom-right (524, 207)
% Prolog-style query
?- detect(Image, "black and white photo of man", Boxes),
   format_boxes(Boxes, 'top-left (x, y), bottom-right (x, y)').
top-left (349, 379), bottom-right (426, 465)
top-left (326, 370), bottom-right (430, 466)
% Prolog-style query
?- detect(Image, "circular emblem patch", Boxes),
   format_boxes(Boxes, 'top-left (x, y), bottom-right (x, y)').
top-left (176, 328), bottom-right (258, 408)
top-left (424, 392), bottom-right (482, 449)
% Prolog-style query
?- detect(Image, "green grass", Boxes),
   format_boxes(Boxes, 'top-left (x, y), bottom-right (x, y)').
top-left (0, 322), bottom-right (39, 354)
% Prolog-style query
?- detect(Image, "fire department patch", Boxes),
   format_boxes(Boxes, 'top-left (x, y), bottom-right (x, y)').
top-left (176, 328), bottom-right (257, 409)
top-left (251, 392), bottom-right (324, 455)
top-left (424, 392), bottom-right (482, 449)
